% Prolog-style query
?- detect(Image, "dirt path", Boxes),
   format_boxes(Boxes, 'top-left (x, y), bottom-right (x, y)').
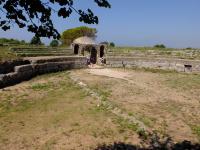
top-left (87, 68), bottom-right (132, 80)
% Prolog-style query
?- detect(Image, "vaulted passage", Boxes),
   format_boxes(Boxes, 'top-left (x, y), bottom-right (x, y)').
top-left (100, 45), bottom-right (105, 58)
top-left (74, 44), bottom-right (79, 55)
top-left (90, 47), bottom-right (97, 64)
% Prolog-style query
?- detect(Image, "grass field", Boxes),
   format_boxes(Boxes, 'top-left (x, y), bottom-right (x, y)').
top-left (70, 68), bottom-right (200, 142)
top-left (0, 71), bottom-right (139, 150)
top-left (0, 68), bottom-right (200, 149)
top-left (108, 47), bottom-right (200, 60)
top-left (0, 47), bottom-right (18, 61)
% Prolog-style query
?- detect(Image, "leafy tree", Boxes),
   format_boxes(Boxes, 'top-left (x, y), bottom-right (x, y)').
top-left (61, 26), bottom-right (97, 45)
top-left (30, 36), bottom-right (42, 45)
top-left (50, 40), bottom-right (59, 47)
top-left (154, 44), bottom-right (166, 49)
top-left (0, 0), bottom-right (111, 39)
top-left (110, 42), bottom-right (115, 47)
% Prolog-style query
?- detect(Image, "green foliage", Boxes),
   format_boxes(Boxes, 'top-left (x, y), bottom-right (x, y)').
top-left (30, 36), bottom-right (42, 45)
top-left (186, 47), bottom-right (192, 50)
top-left (110, 42), bottom-right (115, 47)
top-left (192, 125), bottom-right (200, 139)
top-left (154, 44), bottom-right (166, 49)
top-left (0, 0), bottom-right (111, 39)
top-left (61, 26), bottom-right (97, 45)
top-left (0, 38), bottom-right (27, 45)
top-left (50, 40), bottom-right (59, 47)
top-left (0, 47), bottom-right (18, 61)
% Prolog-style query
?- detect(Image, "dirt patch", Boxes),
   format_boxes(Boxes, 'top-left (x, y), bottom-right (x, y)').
top-left (70, 68), bottom-right (200, 142)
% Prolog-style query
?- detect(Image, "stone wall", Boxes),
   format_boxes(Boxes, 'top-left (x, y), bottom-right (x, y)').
top-left (0, 56), bottom-right (87, 89)
top-left (1, 55), bottom-right (200, 89)
top-left (0, 59), bottom-right (30, 74)
top-left (106, 57), bottom-right (200, 73)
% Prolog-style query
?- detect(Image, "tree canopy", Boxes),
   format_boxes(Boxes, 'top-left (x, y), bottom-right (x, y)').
top-left (0, 0), bottom-right (111, 39)
top-left (110, 42), bottom-right (115, 47)
top-left (50, 39), bottom-right (59, 47)
top-left (61, 26), bottom-right (97, 46)
top-left (30, 36), bottom-right (42, 45)
top-left (154, 44), bottom-right (166, 49)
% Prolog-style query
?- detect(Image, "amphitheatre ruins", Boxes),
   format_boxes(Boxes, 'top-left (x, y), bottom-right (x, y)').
top-left (1, 36), bottom-right (200, 89)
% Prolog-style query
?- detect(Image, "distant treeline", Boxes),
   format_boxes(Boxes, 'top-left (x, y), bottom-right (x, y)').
top-left (0, 38), bottom-right (27, 46)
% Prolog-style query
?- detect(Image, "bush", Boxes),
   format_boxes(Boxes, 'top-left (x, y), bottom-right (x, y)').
top-left (110, 42), bottom-right (115, 47)
top-left (186, 47), bottom-right (192, 50)
top-left (154, 44), bottom-right (166, 49)
top-left (50, 40), bottom-right (59, 47)
top-left (30, 36), bottom-right (42, 45)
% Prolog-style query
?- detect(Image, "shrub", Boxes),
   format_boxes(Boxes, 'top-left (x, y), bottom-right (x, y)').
top-left (186, 47), bottom-right (192, 50)
top-left (50, 40), bottom-right (59, 47)
top-left (30, 36), bottom-right (42, 45)
top-left (110, 42), bottom-right (115, 47)
top-left (154, 44), bottom-right (166, 49)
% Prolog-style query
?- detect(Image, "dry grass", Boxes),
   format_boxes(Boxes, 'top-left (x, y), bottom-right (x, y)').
top-left (0, 71), bottom-right (139, 150)
top-left (70, 68), bottom-right (200, 142)
top-left (0, 47), bottom-right (18, 61)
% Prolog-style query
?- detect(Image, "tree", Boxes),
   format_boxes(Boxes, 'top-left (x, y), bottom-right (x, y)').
top-left (30, 36), bottom-right (42, 45)
top-left (110, 42), bottom-right (115, 47)
top-left (154, 44), bottom-right (166, 49)
top-left (50, 40), bottom-right (59, 47)
top-left (61, 26), bottom-right (97, 46)
top-left (0, 0), bottom-right (111, 39)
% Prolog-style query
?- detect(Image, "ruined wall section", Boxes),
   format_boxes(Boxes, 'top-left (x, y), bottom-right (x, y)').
top-left (0, 56), bottom-right (87, 88)
top-left (106, 57), bottom-right (200, 73)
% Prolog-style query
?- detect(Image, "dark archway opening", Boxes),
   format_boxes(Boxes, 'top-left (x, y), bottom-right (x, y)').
top-left (74, 44), bottom-right (79, 55)
top-left (90, 47), bottom-right (97, 64)
top-left (100, 45), bottom-right (105, 58)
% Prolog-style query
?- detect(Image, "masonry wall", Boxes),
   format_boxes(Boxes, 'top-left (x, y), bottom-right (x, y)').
top-left (0, 56), bottom-right (87, 89)
top-left (106, 57), bottom-right (200, 72)
top-left (0, 59), bottom-right (30, 74)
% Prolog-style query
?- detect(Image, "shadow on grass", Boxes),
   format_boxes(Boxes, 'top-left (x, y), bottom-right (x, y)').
top-left (95, 141), bottom-right (200, 150)
top-left (95, 133), bottom-right (200, 150)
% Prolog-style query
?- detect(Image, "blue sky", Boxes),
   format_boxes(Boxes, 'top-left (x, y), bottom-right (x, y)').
top-left (0, 0), bottom-right (200, 48)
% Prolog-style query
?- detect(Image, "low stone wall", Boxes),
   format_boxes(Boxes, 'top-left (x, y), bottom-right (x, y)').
top-left (0, 59), bottom-right (30, 74)
top-left (1, 55), bottom-right (200, 89)
top-left (0, 56), bottom-right (87, 89)
top-left (106, 57), bottom-right (200, 73)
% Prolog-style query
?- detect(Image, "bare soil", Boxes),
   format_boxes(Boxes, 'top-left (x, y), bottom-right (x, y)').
top-left (70, 68), bottom-right (200, 142)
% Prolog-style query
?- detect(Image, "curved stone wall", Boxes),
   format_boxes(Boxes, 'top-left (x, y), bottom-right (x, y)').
top-left (1, 56), bottom-right (200, 89)
top-left (106, 57), bottom-right (200, 73)
top-left (0, 56), bottom-right (87, 89)
top-left (0, 59), bottom-right (30, 74)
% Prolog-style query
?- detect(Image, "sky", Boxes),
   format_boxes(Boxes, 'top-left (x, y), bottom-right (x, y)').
top-left (0, 0), bottom-right (200, 48)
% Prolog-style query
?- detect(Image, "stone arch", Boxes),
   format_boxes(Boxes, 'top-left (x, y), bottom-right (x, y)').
top-left (74, 44), bottom-right (79, 55)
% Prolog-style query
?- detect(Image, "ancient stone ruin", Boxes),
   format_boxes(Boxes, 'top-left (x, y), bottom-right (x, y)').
top-left (1, 37), bottom-right (200, 89)
top-left (71, 36), bottom-right (107, 65)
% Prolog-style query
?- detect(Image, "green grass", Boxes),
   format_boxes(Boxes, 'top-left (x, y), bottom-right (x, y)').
top-left (0, 47), bottom-right (18, 61)
top-left (31, 83), bottom-right (52, 91)
top-left (192, 125), bottom-right (200, 140)
top-left (108, 46), bottom-right (200, 60)
top-left (0, 71), bottom-right (144, 149)
top-left (165, 73), bottom-right (200, 90)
